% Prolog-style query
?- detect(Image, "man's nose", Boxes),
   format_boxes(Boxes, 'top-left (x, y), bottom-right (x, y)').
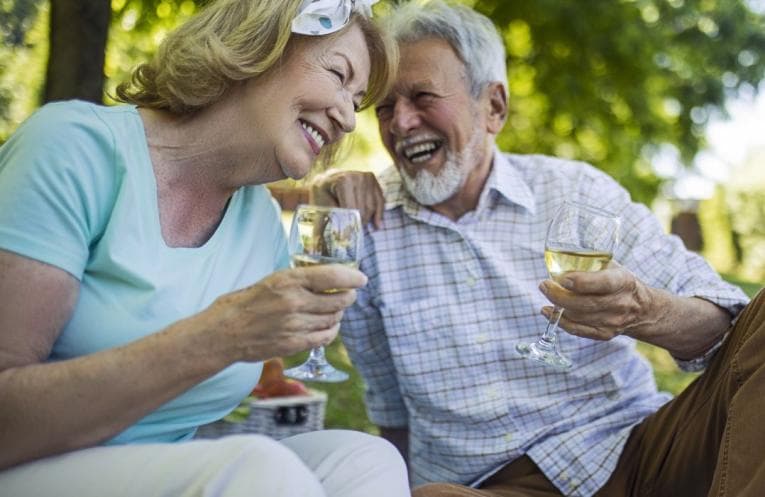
top-left (390, 99), bottom-right (420, 136)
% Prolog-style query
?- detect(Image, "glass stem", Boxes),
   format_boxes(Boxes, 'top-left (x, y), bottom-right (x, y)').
top-left (307, 346), bottom-right (327, 364)
top-left (539, 306), bottom-right (564, 351)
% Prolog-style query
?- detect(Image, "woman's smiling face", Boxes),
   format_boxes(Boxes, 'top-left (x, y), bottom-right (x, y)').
top-left (242, 24), bottom-right (371, 182)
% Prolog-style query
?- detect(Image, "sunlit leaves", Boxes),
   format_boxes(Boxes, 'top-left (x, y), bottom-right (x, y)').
top-left (475, 0), bottom-right (765, 203)
top-left (0, 1), bottom-right (48, 139)
top-left (0, 0), bottom-right (42, 45)
top-left (104, 0), bottom-right (199, 102)
top-left (1, 0), bottom-right (764, 210)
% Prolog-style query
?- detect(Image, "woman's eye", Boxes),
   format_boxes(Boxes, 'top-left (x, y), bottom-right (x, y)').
top-left (330, 69), bottom-right (345, 83)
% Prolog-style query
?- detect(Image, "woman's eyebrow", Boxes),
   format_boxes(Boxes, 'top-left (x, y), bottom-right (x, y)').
top-left (336, 52), bottom-right (367, 100)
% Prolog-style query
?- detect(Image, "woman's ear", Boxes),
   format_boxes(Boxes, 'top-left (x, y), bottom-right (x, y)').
top-left (485, 82), bottom-right (508, 134)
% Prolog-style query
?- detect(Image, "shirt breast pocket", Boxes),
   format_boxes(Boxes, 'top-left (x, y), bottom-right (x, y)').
top-left (380, 298), bottom-right (514, 428)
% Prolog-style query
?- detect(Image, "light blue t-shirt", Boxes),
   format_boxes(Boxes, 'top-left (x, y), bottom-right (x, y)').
top-left (0, 100), bottom-right (290, 444)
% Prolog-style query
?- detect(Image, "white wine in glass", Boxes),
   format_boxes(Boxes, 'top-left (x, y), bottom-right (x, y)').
top-left (516, 201), bottom-right (620, 370)
top-left (284, 204), bottom-right (363, 383)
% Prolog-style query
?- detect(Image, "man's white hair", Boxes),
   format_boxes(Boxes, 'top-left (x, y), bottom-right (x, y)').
top-left (383, 0), bottom-right (508, 100)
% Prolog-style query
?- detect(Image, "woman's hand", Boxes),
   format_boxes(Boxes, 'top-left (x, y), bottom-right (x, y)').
top-left (311, 170), bottom-right (385, 229)
top-left (207, 264), bottom-right (367, 362)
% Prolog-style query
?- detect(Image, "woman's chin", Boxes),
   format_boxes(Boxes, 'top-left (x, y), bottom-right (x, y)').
top-left (280, 157), bottom-right (315, 180)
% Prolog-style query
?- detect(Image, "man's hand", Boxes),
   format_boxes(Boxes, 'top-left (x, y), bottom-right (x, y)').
top-left (311, 171), bottom-right (385, 229)
top-left (538, 261), bottom-right (733, 360)
top-left (538, 262), bottom-right (659, 341)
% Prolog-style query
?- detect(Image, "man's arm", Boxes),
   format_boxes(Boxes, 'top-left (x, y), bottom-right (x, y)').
top-left (379, 426), bottom-right (410, 465)
top-left (543, 165), bottom-right (748, 366)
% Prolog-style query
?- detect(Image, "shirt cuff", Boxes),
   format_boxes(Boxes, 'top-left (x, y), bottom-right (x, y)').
top-left (673, 331), bottom-right (729, 372)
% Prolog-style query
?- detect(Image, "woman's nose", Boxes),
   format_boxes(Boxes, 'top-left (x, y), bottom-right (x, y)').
top-left (329, 92), bottom-right (357, 134)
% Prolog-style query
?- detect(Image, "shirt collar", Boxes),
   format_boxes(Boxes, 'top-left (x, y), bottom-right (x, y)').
top-left (484, 146), bottom-right (536, 214)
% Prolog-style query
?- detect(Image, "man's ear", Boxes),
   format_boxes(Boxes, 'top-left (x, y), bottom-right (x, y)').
top-left (484, 82), bottom-right (508, 134)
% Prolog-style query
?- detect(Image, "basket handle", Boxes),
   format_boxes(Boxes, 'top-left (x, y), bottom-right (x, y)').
top-left (273, 405), bottom-right (309, 426)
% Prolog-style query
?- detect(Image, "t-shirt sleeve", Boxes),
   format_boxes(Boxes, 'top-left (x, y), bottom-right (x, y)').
top-left (0, 102), bottom-right (116, 279)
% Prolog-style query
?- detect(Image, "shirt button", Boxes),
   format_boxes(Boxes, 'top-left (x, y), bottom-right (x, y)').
top-left (503, 433), bottom-right (513, 443)
top-left (476, 334), bottom-right (489, 344)
top-left (485, 386), bottom-right (499, 399)
top-left (466, 276), bottom-right (477, 287)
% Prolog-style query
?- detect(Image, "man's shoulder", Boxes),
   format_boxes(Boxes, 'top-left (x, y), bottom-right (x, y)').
top-left (499, 152), bottom-right (618, 186)
top-left (500, 151), bottom-right (596, 173)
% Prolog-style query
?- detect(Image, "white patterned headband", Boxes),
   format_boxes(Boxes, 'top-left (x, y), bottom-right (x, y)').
top-left (292, 0), bottom-right (379, 36)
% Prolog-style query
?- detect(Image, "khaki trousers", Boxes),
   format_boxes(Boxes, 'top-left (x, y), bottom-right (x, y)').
top-left (413, 289), bottom-right (765, 497)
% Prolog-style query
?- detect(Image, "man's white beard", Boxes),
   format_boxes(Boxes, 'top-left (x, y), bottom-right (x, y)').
top-left (399, 131), bottom-right (480, 206)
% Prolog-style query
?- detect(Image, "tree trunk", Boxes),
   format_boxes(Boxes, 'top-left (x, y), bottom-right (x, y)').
top-left (43, 0), bottom-right (111, 104)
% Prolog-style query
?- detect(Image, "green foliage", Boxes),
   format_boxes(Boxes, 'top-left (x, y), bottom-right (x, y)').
top-left (0, 0), bottom-right (48, 140)
top-left (0, 0), bottom-right (43, 46)
top-left (699, 186), bottom-right (737, 273)
top-left (474, 0), bottom-right (765, 204)
top-left (698, 148), bottom-right (765, 282)
top-left (104, 0), bottom-right (199, 102)
top-left (3, 0), bottom-right (765, 207)
top-left (723, 149), bottom-right (765, 281)
top-left (0, 0), bottom-right (201, 139)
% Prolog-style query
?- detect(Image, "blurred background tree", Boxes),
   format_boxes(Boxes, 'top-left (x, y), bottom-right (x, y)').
top-left (3, 0), bottom-right (764, 202)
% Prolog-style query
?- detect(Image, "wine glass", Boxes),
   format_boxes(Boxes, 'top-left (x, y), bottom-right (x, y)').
top-left (516, 200), bottom-right (620, 370)
top-left (284, 204), bottom-right (363, 383)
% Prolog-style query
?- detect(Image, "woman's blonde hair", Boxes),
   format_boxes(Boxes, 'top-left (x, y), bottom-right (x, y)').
top-left (115, 0), bottom-right (397, 114)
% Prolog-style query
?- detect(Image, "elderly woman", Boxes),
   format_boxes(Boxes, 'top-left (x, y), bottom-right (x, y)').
top-left (0, 0), bottom-right (407, 496)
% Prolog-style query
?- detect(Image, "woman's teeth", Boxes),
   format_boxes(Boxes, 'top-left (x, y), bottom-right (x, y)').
top-left (301, 122), bottom-right (325, 148)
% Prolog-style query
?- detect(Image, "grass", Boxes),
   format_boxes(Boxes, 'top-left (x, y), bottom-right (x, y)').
top-left (282, 276), bottom-right (762, 433)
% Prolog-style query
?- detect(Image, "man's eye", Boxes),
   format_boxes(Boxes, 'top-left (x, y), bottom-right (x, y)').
top-left (375, 105), bottom-right (392, 119)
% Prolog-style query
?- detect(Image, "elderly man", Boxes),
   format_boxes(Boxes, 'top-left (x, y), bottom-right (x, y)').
top-left (314, 1), bottom-right (764, 496)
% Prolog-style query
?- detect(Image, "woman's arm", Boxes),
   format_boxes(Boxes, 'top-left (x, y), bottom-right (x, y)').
top-left (0, 249), bottom-right (365, 470)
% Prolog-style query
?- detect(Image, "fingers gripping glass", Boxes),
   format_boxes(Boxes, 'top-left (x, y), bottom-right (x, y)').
top-left (284, 204), bottom-right (363, 383)
top-left (516, 201), bottom-right (620, 370)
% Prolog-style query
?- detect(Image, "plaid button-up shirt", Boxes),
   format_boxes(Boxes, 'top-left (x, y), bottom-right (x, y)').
top-left (340, 150), bottom-right (749, 497)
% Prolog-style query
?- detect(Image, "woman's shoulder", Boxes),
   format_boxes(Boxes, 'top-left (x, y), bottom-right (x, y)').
top-left (13, 100), bottom-right (137, 147)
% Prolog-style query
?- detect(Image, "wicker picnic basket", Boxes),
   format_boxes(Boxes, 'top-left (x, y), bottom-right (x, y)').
top-left (195, 390), bottom-right (328, 440)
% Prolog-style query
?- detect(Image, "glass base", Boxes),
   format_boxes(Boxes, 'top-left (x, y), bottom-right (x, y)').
top-left (516, 341), bottom-right (573, 370)
top-left (284, 361), bottom-right (349, 383)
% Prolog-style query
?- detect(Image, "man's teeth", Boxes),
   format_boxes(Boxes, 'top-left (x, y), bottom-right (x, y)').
top-left (301, 122), bottom-right (325, 148)
top-left (403, 141), bottom-right (438, 163)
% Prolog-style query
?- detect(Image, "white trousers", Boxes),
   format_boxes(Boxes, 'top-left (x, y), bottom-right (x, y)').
top-left (0, 430), bottom-right (410, 497)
